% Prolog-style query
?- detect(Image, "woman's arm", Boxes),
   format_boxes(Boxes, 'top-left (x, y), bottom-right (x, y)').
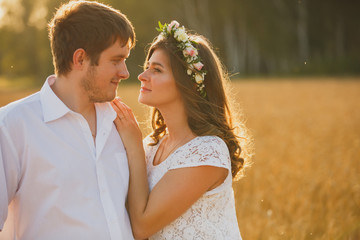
top-left (111, 99), bottom-right (227, 239)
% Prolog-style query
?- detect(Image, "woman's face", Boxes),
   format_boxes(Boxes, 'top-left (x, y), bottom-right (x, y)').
top-left (138, 49), bottom-right (182, 108)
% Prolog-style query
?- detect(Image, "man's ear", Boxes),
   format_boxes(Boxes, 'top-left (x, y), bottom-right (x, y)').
top-left (73, 48), bottom-right (87, 70)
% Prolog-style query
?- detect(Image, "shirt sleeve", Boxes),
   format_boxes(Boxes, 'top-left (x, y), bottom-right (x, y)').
top-left (169, 136), bottom-right (231, 171)
top-left (0, 125), bottom-right (20, 230)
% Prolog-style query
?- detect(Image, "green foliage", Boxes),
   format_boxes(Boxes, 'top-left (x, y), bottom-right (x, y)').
top-left (0, 0), bottom-right (359, 86)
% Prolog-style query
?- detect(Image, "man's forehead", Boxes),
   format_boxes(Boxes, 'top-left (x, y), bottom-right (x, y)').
top-left (104, 39), bottom-right (131, 56)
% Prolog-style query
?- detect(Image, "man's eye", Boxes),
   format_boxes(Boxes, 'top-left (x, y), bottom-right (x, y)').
top-left (113, 59), bottom-right (124, 64)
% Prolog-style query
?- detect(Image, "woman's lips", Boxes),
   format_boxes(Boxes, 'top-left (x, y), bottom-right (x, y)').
top-left (140, 87), bottom-right (152, 92)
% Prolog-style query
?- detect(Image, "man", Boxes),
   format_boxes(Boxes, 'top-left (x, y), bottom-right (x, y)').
top-left (0, 1), bottom-right (136, 239)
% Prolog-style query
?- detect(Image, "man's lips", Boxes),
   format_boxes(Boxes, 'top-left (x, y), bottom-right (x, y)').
top-left (111, 80), bottom-right (121, 85)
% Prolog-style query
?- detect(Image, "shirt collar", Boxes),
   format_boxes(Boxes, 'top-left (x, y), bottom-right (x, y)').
top-left (95, 101), bottom-right (117, 124)
top-left (40, 75), bottom-right (71, 123)
top-left (40, 75), bottom-right (118, 123)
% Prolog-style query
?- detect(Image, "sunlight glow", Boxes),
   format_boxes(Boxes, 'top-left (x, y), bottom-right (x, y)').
top-left (29, 4), bottom-right (48, 29)
top-left (0, 0), bottom-right (5, 22)
top-left (0, 0), bottom-right (25, 30)
top-left (0, 0), bottom-right (48, 30)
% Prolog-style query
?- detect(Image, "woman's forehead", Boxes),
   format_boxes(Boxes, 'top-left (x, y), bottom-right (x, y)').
top-left (148, 49), bottom-right (170, 67)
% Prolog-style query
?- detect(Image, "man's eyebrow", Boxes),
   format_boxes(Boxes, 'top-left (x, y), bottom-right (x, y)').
top-left (112, 53), bottom-right (130, 59)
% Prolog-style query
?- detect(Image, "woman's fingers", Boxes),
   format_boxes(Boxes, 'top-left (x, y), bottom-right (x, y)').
top-left (111, 99), bottom-right (143, 149)
top-left (112, 99), bottom-right (128, 120)
top-left (113, 98), bottom-right (138, 123)
top-left (119, 102), bottom-right (136, 121)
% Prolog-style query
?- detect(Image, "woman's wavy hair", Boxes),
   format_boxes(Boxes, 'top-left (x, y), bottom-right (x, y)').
top-left (145, 32), bottom-right (252, 180)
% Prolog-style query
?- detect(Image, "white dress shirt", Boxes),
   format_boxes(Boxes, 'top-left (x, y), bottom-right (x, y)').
top-left (0, 75), bottom-right (134, 240)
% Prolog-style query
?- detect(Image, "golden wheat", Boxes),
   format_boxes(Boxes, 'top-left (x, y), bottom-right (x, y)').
top-left (1, 77), bottom-right (359, 239)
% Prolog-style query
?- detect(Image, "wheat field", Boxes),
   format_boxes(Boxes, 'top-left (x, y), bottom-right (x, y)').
top-left (1, 77), bottom-right (359, 239)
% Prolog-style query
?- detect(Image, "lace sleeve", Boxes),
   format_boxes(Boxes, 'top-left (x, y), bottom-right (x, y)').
top-left (169, 136), bottom-right (231, 172)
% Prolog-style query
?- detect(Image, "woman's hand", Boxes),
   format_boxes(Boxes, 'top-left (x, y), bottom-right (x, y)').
top-left (111, 98), bottom-right (143, 152)
top-left (112, 98), bottom-right (150, 239)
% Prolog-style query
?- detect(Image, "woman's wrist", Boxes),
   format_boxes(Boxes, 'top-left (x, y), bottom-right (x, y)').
top-left (125, 146), bottom-right (145, 160)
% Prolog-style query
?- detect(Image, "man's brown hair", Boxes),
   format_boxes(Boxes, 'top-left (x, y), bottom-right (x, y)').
top-left (48, 0), bottom-right (136, 76)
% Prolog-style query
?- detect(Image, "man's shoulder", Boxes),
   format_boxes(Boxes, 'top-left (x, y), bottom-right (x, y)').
top-left (0, 92), bottom-right (41, 126)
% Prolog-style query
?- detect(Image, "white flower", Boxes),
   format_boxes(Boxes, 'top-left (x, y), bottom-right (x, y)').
top-left (187, 69), bottom-right (192, 75)
top-left (195, 73), bottom-right (204, 84)
top-left (174, 27), bottom-right (188, 42)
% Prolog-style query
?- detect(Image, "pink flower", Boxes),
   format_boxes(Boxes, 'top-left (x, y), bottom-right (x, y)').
top-left (183, 47), bottom-right (198, 57)
top-left (167, 20), bottom-right (180, 31)
top-left (193, 62), bottom-right (204, 71)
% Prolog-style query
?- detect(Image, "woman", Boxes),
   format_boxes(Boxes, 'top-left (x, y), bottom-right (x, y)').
top-left (111, 21), bottom-right (251, 239)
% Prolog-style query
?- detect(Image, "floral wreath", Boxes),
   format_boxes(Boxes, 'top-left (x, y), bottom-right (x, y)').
top-left (156, 20), bottom-right (207, 98)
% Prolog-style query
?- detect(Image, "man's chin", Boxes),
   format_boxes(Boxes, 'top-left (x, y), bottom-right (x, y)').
top-left (90, 94), bottom-right (116, 103)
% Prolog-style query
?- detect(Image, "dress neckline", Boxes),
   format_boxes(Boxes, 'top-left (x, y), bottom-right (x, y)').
top-left (151, 135), bottom-right (200, 167)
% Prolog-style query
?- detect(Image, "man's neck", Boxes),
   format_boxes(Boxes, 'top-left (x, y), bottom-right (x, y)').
top-left (51, 74), bottom-right (97, 141)
top-left (51, 74), bottom-right (95, 117)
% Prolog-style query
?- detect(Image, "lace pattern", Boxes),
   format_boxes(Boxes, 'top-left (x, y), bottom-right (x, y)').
top-left (144, 136), bottom-right (242, 240)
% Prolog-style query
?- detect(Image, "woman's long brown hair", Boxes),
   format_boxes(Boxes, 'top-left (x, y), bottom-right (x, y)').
top-left (145, 33), bottom-right (252, 180)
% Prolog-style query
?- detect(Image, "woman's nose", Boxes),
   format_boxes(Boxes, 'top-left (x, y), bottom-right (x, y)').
top-left (138, 71), bottom-right (147, 82)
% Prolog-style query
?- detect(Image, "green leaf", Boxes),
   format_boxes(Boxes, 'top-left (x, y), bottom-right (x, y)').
top-left (156, 21), bottom-right (164, 32)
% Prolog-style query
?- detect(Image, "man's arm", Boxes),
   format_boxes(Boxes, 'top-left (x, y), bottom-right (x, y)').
top-left (0, 125), bottom-right (20, 231)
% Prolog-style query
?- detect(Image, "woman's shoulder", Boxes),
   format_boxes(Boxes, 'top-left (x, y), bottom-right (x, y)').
top-left (189, 135), bottom-right (228, 153)
top-left (194, 135), bottom-right (227, 144)
top-left (169, 135), bottom-right (230, 170)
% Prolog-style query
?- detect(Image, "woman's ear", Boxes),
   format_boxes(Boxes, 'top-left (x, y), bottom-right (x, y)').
top-left (73, 48), bottom-right (87, 70)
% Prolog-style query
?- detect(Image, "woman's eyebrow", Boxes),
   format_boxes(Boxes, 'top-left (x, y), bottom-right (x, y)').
top-left (149, 62), bottom-right (164, 68)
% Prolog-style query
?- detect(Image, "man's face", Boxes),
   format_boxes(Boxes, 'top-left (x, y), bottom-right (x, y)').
top-left (81, 40), bottom-right (130, 102)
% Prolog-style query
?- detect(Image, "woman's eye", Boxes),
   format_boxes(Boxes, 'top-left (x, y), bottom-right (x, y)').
top-left (153, 68), bottom-right (161, 73)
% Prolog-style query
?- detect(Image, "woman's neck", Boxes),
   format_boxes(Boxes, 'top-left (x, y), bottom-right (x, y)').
top-left (158, 104), bottom-right (195, 142)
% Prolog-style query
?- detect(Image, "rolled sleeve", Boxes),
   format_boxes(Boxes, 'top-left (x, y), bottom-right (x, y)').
top-left (0, 125), bottom-right (19, 230)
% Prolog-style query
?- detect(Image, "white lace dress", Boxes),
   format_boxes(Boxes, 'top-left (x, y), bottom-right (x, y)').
top-left (144, 135), bottom-right (242, 240)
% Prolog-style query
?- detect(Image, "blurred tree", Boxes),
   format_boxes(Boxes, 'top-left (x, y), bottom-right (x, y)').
top-left (0, 0), bottom-right (359, 83)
